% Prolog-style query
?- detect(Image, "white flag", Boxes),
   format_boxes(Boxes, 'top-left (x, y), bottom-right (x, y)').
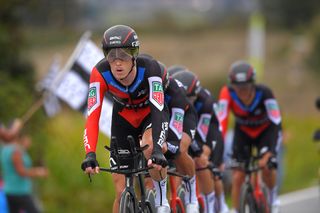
top-left (55, 71), bottom-right (88, 110)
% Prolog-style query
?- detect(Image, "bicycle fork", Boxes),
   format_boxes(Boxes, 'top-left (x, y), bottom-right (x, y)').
top-left (169, 176), bottom-right (185, 213)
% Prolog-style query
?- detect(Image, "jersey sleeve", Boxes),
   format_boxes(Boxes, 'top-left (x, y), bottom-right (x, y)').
top-left (218, 85), bottom-right (232, 139)
top-left (147, 60), bottom-right (169, 151)
top-left (83, 67), bottom-right (108, 154)
top-left (263, 86), bottom-right (282, 125)
top-left (168, 81), bottom-right (190, 140)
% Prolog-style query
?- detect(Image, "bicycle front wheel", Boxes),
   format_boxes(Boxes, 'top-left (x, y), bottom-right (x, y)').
top-left (119, 191), bottom-right (135, 213)
top-left (239, 184), bottom-right (256, 213)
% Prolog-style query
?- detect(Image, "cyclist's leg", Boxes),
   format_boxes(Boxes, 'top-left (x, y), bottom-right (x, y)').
top-left (111, 173), bottom-right (125, 213)
top-left (141, 128), bottom-right (169, 210)
top-left (257, 124), bottom-right (282, 209)
top-left (230, 128), bottom-right (250, 212)
top-left (173, 133), bottom-right (198, 209)
top-left (209, 125), bottom-right (229, 213)
top-left (194, 144), bottom-right (215, 213)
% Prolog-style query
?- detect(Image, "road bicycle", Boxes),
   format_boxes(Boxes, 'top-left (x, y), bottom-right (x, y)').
top-left (166, 165), bottom-right (191, 213)
top-left (99, 135), bottom-right (154, 213)
top-left (235, 146), bottom-right (271, 213)
top-left (195, 163), bottom-right (221, 213)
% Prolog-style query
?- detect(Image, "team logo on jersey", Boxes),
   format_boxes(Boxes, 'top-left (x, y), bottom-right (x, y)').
top-left (170, 108), bottom-right (184, 139)
top-left (217, 100), bottom-right (228, 121)
top-left (148, 77), bottom-right (164, 111)
top-left (265, 99), bottom-right (281, 124)
top-left (197, 113), bottom-right (211, 142)
top-left (87, 82), bottom-right (100, 116)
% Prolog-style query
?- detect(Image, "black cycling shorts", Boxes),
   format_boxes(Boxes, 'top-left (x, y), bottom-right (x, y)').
top-left (232, 123), bottom-right (282, 163)
top-left (109, 105), bottom-right (152, 170)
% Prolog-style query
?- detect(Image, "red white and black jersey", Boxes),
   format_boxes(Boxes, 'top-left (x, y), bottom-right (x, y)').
top-left (194, 88), bottom-right (221, 149)
top-left (165, 78), bottom-right (197, 142)
top-left (83, 56), bottom-right (167, 154)
top-left (218, 84), bottom-right (282, 139)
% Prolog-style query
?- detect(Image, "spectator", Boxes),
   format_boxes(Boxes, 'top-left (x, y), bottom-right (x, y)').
top-left (1, 132), bottom-right (48, 213)
top-left (0, 118), bottom-right (23, 213)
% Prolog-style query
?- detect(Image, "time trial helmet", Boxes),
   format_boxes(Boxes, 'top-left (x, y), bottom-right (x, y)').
top-left (171, 70), bottom-right (201, 97)
top-left (102, 25), bottom-right (139, 59)
top-left (228, 60), bottom-right (256, 84)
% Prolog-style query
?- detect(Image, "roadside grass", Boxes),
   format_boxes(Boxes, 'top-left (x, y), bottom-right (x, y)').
top-left (281, 115), bottom-right (319, 193)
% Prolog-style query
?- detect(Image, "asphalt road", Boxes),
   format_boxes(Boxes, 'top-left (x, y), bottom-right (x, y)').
top-left (279, 186), bottom-right (319, 213)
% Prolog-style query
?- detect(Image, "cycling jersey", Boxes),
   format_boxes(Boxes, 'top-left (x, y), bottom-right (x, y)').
top-left (164, 78), bottom-right (198, 159)
top-left (218, 84), bottom-right (282, 139)
top-left (192, 88), bottom-right (223, 156)
top-left (83, 56), bottom-right (169, 155)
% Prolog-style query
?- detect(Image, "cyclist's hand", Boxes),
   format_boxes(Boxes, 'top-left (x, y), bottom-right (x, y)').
top-left (148, 151), bottom-right (168, 171)
top-left (81, 152), bottom-right (100, 174)
top-left (258, 152), bottom-right (272, 168)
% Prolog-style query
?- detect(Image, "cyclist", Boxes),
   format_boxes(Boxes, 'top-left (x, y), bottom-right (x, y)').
top-left (140, 55), bottom-right (199, 213)
top-left (218, 60), bottom-right (282, 213)
top-left (170, 68), bottom-right (229, 213)
top-left (81, 25), bottom-right (170, 213)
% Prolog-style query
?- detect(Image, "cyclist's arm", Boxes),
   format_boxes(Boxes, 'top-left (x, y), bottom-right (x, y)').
top-left (218, 85), bottom-right (232, 139)
top-left (147, 61), bottom-right (168, 153)
top-left (83, 68), bottom-right (108, 154)
top-left (263, 87), bottom-right (282, 126)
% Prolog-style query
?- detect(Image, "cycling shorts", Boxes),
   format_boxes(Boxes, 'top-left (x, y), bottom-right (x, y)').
top-left (109, 105), bottom-right (152, 170)
top-left (232, 123), bottom-right (282, 163)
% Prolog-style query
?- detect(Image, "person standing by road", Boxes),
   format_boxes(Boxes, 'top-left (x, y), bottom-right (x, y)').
top-left (1, 132), bottom-right (48, 213)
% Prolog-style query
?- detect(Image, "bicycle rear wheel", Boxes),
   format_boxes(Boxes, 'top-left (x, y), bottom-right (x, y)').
top-left (119, 191), bottom-right (135, 213)
top-left (239, 184), bottom-right (256, 213)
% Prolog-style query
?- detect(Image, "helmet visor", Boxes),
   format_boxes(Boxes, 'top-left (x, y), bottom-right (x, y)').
top-left (106, 48), bottom-right (133, 63)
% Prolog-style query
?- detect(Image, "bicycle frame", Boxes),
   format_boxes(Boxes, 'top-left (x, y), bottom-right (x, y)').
top-left (239, 147), bottom-right (270, 213)
top-left (99, 135), bottom-right (153, 213)
top-left (169, 175), bottom-right (185, 213)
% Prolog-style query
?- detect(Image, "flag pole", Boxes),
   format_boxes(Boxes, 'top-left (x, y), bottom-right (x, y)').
top-left (21, 31), bottom-right (92, 125)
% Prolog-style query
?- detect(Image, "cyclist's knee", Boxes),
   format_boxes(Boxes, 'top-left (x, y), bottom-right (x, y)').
top-left (112, 175), bottom-right (125, 200)
top-left (232, 171), bottom-right (245, 186)
top-left (179, 133), bottom-right (191, 153)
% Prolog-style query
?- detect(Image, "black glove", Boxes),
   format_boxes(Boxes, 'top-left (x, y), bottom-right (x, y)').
top-left (81, 152), bottom-right (99, 171)
top-left (150, 146), bottom-right (168, 168)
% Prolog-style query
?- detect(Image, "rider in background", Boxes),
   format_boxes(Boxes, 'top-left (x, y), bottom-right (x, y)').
top-left (170, 68), bottom-right (228, 213)
top-left (140, 54), bottom-right (199, 213)
top-left (161, 62), bottom-right (199, 213)
top-left (218, 60), bottom-right (282, 213)
top-left (81, 25), bottom-right (170, 213)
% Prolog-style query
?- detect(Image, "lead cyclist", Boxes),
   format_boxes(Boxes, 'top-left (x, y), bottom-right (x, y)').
top-left (81, 25), bottom-right (170, 213)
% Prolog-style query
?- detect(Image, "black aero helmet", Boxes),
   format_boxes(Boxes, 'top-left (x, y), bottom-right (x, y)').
top-left (102, 25), bottom-right (139, 58)
top-left (171, 70), bottom-right (201, 97)
top-left (228, 60), bottom-right (256, 84)
top-left (167, 65), bottom-right (188, 76)
top-left (158, 61), bottom-right (169, 90)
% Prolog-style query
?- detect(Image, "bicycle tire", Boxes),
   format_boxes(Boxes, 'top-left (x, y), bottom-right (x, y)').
top-left (198, 195), bottom-right (205, 213)
top-left (257, 183), bottom-right (270, 213)
top-left (177, 185), bottom-right (186, 208)
top-left (119, 191), bottom-right (135, 213)
top-left (239, 183), bottom-right (256, 213)
top-left (176, 202), bottom-right (184, 213)
top-left (145, 189), bottom-right (156, 213)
